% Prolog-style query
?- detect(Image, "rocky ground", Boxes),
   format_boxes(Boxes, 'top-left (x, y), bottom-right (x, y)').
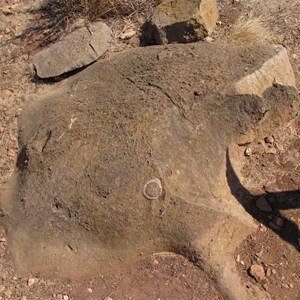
top-left (0, 0), bottom-right (299, 299)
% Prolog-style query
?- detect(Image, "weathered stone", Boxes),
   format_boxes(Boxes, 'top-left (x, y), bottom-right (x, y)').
top-left (144, 0), bottom-right (218, 44)
top-left (3, 42), bottom-right (300, 300)
top-left (33, 22), bottom-right (111, 78)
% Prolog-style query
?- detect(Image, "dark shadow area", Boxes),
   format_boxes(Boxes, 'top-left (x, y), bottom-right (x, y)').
top-left (226, 150), bottom-right (300, 251)
top-left (16, 146), bottom-right (29, 171)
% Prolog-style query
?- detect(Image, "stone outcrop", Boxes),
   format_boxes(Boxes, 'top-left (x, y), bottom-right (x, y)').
top-left (143, 0), bottom-right (218, 44)
top-left (32, 22), bottom-right (111, 78)
top-left (2, 42), bottom-right (299, 300)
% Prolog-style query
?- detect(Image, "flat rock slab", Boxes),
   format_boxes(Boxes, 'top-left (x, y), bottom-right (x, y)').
top-left (2, 42), bottom-right (299, 300)
top-left (33, 22), bottom-right (111, 78)
top-left (144, 0), bottom-right (218, 44)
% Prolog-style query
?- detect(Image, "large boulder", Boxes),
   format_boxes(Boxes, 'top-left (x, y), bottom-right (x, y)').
top-left (143, 0), bottom-right (218, 44)
top-left (2, 42), bottom-right (299, 300)
top-left (32, 22), bottom-right (111, 78)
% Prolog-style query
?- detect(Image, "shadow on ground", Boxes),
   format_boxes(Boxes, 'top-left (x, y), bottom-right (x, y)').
top-left (226, 150), bottom-right (300, 251)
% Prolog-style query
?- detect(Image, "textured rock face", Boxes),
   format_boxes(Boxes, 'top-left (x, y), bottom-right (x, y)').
top-left (234, 46), bottom-right (296, 96)
top-left (32, 22), bottom-right (111, 78)
top-left (2, 42), bottom-right (299, 300)
top-left (144, 0), bottom-right (218, 44)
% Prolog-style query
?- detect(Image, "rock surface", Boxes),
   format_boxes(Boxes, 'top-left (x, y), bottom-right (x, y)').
top-left (2, 42), bottom-right (299, 300)
top-left (32, 22), bottom-right (111, 78)
top-left (144, 0), bottom-right (218, 44)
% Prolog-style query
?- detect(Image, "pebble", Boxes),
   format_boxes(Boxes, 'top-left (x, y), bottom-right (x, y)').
top-left (204, 36), bottom-right (214, 43)
top-left (273, 217), bottom-right (283, 227)
top-left (244, 148), bottom-right (252, 156)
top-left (21, 297), bottom-right (27, 300)
top-left (104, 297), bottom-right (113, 300)
top-left (266, 268), bottom-right (271, 277)
top-left (120, 28), bottom-right (136, 40)
top-left (56, 295), bottom-right (63, 300)
top-left (282, 283), bottom-right (289, 289)
top-left (256, 196), bottom-right (272, 212)
top-left (87, 288), bottom-right (93, 293)
top-left (4, 289), bottom-right (12, 298)
top-left (249, 264), bottom-right (265, 282)
top-left (264, 136), bottom-right (274, 144)
top-left (28, 277), bottom-right (36, 286)
top-left (63, 295), bottom-right (69, 300)
top-left (269, 221), bottom-right (281, 231)
top-left (0, 285), bottom-right (5, 292)
top-left (271, 269), bottom-right (277, 274)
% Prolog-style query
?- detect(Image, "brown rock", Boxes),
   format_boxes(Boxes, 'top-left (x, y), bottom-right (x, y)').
top-left (249, 264), bottom-right (265, 282)
top-left (256, 196), bottom-right (272, 212)
top-left (144, 0), bottom-right (218, 44)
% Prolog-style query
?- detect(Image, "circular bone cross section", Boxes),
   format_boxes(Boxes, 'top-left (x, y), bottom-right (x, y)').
top-left (143, 178), bottom-right (163, 200)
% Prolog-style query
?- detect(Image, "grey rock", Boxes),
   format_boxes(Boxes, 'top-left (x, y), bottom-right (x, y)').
top-left (33, 22), bottom-right (111, 78)
top-left (144, 0), bottom-right (218, 44)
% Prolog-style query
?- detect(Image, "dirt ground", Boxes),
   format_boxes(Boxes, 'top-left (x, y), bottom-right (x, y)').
top-left (0, 0), bottom-right (299, 299)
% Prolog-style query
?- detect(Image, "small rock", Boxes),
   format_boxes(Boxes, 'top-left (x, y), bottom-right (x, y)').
top-left (236, 254), bottom-right (240, 262)
top-left (56, 295), bottom-right (63, 300)
top-left (275, 142), bottom-right (284, 151)
top-left (289, 283), bottom-right (294, 289)
top-left (265, 147), bottom-right (277, 154)
top-left (204, 36), bottom-right (214, 43)
top-left (4, 289), bottom-right (12, 298)
top-left (255, 249), bottom-right (264, 257)
top-left (273, 217), bottom-right (283, 227)
top-left (282, 283), bottom-right (289, 289)
top-left (153, 259), bottom-right (159, 265)
top-left (244, 148), bottom-right (252, 156)
top-left (120, 28), bottom-right (136, 40)
top-left (0, 285), bottom-right (5, 292)
top-left (269, 221), bottom-right (281, 231)
top-left (256, 196), bottom-right (272, 212)
top-left (0, 127), bottom-right (4, 133)
top-left (104, 297), bottom-right (113, 300)
top-left (249, 264), bottom-right (265, 282)
top-left (63, 295), bottom-right (69, 300)
top-left (21, 296), bottom-right (27, 300)
top-left (264, 136), bottom-right (274, 144)
top-left (266, 268), bottom-right (271, 277)
top-left (10, 135), bottom-right (17, 142)
top-left (88, 288), bottom-right (93, 293)
top-left (271, 269), bottom-right (277, 274)
top-left (28, 277), bottom-right (36, 287)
